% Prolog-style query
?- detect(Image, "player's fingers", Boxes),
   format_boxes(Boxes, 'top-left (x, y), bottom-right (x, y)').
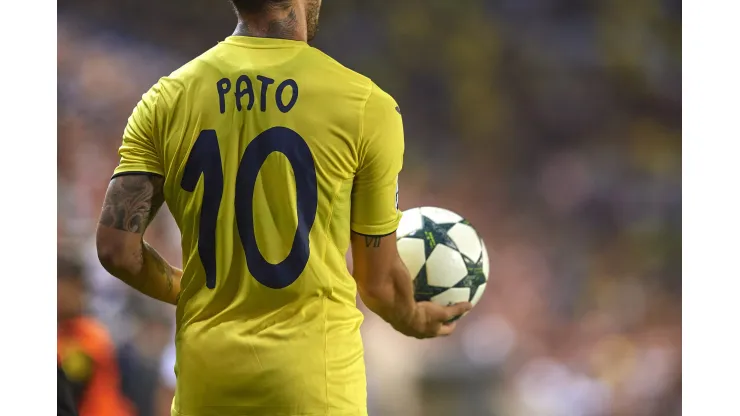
top-left (437, 321), bottom-right (458, 337)
top-left (444, 302), bottom-right (473, 321)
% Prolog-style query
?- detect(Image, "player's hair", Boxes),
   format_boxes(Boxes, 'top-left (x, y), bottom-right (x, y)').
top-left (230, 0), bottom-right (292, 14)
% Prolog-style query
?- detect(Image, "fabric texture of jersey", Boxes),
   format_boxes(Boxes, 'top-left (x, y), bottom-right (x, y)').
top-left (113, 36), bottom-right (404, 416)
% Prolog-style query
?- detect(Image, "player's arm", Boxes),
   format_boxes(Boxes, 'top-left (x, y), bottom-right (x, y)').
top-left (350, 85), bottom-right (470, 339)
top-left (97, 174), bottom-right (180, 305)
top-left (352, 232), bottom-right (469, 338)
top-left (96, 82), bottom-right (182, 306)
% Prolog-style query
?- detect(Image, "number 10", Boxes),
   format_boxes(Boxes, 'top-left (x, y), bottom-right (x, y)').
top-left (181, 127), bottom-right (318, 290)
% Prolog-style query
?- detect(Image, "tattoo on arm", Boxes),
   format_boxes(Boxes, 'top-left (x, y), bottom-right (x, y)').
top-left (99, 175), bottom-right (165, 233)
top-left (97, 174), bottom-right (178, 304)
top-left (365, 236), bottom-right (382, 248)
top-left (144, 242), bottom-right (175, 296)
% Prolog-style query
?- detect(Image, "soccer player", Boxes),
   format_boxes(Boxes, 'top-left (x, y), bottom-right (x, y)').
top-left (95, 1), bottom-right (472, 415)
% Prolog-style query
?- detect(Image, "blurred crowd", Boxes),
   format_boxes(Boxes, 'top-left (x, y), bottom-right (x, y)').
top-left (58, 1), bottom-right (681, 415)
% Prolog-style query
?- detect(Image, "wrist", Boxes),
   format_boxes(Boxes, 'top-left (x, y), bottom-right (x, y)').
top-left (393, 302), bottom-right (421, 336)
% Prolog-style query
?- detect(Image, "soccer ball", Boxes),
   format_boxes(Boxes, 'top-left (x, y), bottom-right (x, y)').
top-left (396, 207), bottom-right (490, 312)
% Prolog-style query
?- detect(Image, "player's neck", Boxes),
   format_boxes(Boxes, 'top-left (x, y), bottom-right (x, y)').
top-left (233, 6), bottom-right (308, 43)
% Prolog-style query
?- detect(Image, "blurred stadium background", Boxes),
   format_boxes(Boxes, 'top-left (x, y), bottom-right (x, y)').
top-left (57, 1), bottom-right (681, 415)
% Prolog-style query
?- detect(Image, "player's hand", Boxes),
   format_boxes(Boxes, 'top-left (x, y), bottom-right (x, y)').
top-left (405, 301), bottom-right (472, 339)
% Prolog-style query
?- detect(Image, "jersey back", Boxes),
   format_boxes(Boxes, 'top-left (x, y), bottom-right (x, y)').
top-left (113, 37), bottom-right (405, 416)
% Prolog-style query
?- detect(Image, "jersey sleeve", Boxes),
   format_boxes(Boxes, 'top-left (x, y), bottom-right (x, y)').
top-left (112, 83), bottom-right (166, 178)
top-left (350, 84), bottom-right (405, 236)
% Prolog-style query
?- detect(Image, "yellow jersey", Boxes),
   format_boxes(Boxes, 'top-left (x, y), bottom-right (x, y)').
top-left (113, 36), bottom-right (404, 416)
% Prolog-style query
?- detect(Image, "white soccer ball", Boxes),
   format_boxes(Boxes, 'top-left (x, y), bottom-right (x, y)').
top-left (397, 207), bottom-right (490, 315)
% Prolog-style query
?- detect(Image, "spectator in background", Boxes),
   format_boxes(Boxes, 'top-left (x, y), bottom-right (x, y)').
top-left (57, 254), bottom-right (134, 416)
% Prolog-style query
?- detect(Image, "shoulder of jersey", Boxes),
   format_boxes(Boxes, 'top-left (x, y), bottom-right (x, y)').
top-left (308, 47), bottom-right (387, 97)
top-left (163, 47), bottom-right (218, 85)
top-left (311, 48), bottom-right (370, 79)
top-left (145, 47), bottom-right (226, 102)
top-left (312, 54), bottom-right (401, 117)
top-left (312, 53), bottom-right (402, 118)
top-left (368, 81), bottom-right (398, 105)
top-left (149, 42), bottom-right (232, 89)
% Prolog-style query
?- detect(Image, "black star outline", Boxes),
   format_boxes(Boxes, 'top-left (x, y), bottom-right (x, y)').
top-left (453, 252), bottom-right (487, 301)
top-left (406, 215), bottom-right (487, 304)
top-left (405, 215), bottom-right (459, 257)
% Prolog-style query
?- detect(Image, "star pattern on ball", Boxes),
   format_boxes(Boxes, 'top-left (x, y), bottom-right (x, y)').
top-left (412, 266), bottom-right (449, 302)
top-left (406, 215), bottom-right (487, 303)
top-left (405, 215), bottom-right (460, 257)
top-left (453, 253), bottom-right (487, 301)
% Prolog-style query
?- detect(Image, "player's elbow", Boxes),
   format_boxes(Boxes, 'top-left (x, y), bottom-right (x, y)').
top-left (95, 228), bottom-right (137, 278)
top-left (96, 241), bottom-right (127, 277)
